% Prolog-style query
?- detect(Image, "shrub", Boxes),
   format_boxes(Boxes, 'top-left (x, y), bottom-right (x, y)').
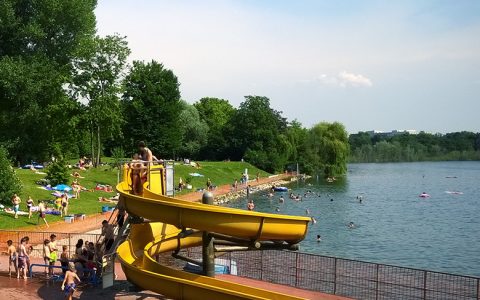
top-left (0, 147), bottom-right (22, 205)
top-left (46, 159), bottom-right (69, 186)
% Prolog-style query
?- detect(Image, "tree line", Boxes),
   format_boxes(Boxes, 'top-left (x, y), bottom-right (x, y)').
top-left (0, 0), bottom-right (349, 177)
top-left (349, 131), bottom-right (480, 163)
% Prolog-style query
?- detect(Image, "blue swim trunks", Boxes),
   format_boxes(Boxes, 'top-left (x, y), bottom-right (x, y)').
top-left (64, 283), bottom-right (76, 296)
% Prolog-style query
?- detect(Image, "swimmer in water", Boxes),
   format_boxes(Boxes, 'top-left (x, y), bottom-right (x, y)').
top-left (247, 200), bottom-right (255, 211)
top-left (348, 222), bottom-right (355, 229)
top-left (316, 235), bottom-right (322, 242)
top-left (279, 196), bottom-right (284, 203)
top-left (305, 208), bottom-right (310, 215)
top-left (311, 217), bottom-right (317, 224)
top-left (275, 207), bottom-right (280, 212)
top-left (330, 198), bottom-right (333, 202)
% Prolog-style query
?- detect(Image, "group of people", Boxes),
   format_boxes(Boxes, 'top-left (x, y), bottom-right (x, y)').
top-left (10, 194), bottom-right (65, 228)
top-left (7, 236), bottom-right (33, 279)
top-left (7, 234), bottom-right (102, 299)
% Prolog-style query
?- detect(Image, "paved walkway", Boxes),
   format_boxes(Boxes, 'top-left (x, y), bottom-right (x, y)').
top-left (177, 173), bottom-right (290, 202)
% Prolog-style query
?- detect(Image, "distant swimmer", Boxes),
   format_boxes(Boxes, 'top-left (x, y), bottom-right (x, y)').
top-left (275, 207), bottom-right (280, 212)
top-left (305, 209), bottom-right (310, 215)
top-left (419, 192), bottom-right (430, 198)
top-left (247, 200), bottom-right (255, 211)
top-left (330, 198), bottom-right (334, 202)
top-left (311, 217), bottom-right (317, 224)
top-left (348, 222), bottom-right (355, 229)
top-left (316, 235), bottom-right (322, 242)
top-left (279, 196), bottom-right (285, 203)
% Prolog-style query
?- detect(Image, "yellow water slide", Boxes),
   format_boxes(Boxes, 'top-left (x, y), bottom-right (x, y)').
top-left (116, 165), bottom-right (312, 299)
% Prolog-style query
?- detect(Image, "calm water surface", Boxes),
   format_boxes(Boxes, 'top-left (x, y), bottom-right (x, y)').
top-left (226, 161), bottom-right (480, 277)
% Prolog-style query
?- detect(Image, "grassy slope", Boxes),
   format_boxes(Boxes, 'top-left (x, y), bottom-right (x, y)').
top-left (0, 167), bottom-right (118, 230)
top-left (1, 161), bottom-right (271, 229)
top-left (173, 161), bottom-right (271, 193)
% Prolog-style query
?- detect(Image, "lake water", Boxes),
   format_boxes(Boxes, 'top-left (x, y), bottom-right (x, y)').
top-left (226, 161), bottom-right (480, 277)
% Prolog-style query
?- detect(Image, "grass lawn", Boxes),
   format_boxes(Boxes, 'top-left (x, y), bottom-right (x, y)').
top-left (1, 161), bottom-right (271, 230)
top-left (173, 161), bottom-right (271, 194)
top-left (0, 166), bottom-right (119, 230)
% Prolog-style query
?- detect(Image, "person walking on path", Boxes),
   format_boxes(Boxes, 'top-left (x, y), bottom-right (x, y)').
top-left (38, 201), bottom-right (49, 228)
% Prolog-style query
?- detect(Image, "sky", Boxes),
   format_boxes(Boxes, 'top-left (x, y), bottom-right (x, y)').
top-left (95, 0), bottom-right (480, 133)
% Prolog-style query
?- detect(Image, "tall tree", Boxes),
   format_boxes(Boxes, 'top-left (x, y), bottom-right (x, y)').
top-left (228, 96), bottom-right (289, 172)
top-left (69, 34), bottom-right (130, 166)
top-left (305, 122), bottom-right (349, 177)
top-left (0, 0), bottom-right (97, 162)
top-left (0, 0), bottom-right (97, 66)
top-left (178, 101), bottom-right (209, 159)
top-left (122, 60), bottom-right (183, 158)
top-left (194, 97), bottom-right (235, 160)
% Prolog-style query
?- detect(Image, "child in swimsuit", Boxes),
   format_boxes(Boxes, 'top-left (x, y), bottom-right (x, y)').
top-left (7, 240), bottom-right (18, 277)
top-left (17, 238), bottom-right (29, 279)
top-left (60, 245), bottom-right (69, 274)
top-left (62, 262), bottom-right (81, 300)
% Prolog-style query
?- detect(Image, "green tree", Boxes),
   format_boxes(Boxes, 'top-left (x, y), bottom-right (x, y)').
top-left (285, 120), bottom-right (308, 165)
top-left (0, 147), bottom-right (22, 205)
top-left (194, 97), bottom-right (235, 159)
top-left (46, 159), bottom-right (69, 186)
top-left (122, 60), bottom-right (183, 158)
top-left (305, 122), bottom-right (349, 177)
top-left (178, 101), bottom-right (209, 159)
top-left (228, 96), bottom-right (289, 172)
top-left (69, 34), bottom-right (131, 166)
top-left (0, 0), bottom-right (97, 65)
top-left (0, 0), bottom-right (97, 162)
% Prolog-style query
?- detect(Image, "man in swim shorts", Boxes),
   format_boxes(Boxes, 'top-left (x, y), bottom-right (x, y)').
top-left (12, 194), bottom-right (21, 219)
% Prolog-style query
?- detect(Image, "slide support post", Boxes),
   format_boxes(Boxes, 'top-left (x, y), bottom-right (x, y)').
top-left (202, 191), bottom-right (215, 277)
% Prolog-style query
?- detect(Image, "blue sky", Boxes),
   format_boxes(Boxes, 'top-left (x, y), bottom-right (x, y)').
top-left (95, 1), bottom-right (480, 133)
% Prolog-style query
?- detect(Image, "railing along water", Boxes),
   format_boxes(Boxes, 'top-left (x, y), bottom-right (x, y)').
top-left (184, 247), bottom-right (480, 300)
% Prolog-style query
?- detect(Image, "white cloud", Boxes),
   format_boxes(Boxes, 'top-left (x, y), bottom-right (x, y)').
top-left (317, 71), bottom-right (373, 88)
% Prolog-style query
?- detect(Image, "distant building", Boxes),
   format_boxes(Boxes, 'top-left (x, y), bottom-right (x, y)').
top-left (366, 129), bottom-right (418, 137)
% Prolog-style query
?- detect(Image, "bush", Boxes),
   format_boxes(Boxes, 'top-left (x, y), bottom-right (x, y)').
top-left (46, 159), bottom-right (69, 186)
top-left (0, 147), bottom-right (22, 205)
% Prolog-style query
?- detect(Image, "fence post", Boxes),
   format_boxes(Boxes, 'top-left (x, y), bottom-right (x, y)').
top-left (476, 277), bottom-right (479, 300)
top-left (260, 251), bottom-right (264, 281)
top-left (423, 270), bottom-right (427, 300)
top-left (295, 252), bottom-right (299, 287)
top-left (333, 257), bottom-right (337, 295)
top-left (375, 264), bottom-right (379, 300)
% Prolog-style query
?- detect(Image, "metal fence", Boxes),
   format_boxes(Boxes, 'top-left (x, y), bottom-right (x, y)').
top-left (0, 230), bottom-right (100, 258)
top-left (185, 248), bottom-right (480, 300)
